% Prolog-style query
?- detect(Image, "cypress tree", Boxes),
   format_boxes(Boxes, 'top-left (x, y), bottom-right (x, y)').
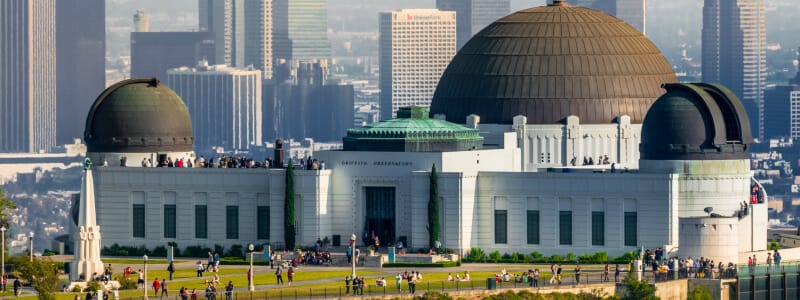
top-left (428, 164), bottom-right (440, 249)
top-left (284, 163), bottom-right (296, 249)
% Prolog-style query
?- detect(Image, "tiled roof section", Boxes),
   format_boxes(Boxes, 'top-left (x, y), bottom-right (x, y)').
top-left (343, 107), bottom-right (483, 152)
top-left (431, 4), bottom-right (678, 125)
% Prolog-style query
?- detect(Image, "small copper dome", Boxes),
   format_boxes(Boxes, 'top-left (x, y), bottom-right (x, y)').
top-left (430, 2), bottom-right (677, 124)
top-left (84, 78), bottom-right (194, 153)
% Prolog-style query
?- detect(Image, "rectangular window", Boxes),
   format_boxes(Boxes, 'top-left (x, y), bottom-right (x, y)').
top-left (526, 210), bottom-right (540, 244)
top-left (559, 211), bottom-right (572, 245)
top-left (624, 212), bottom-right (638, 246)
top-left (195, 205), bottom-right (207, 239)
top-left (494, 210), bottom-right (507, 244)
top-left (164, 204), bottom-right (176, 238)
top-left (592, 211), bottom-right (604, 246)
top-left (132, 204), bottom-right (145, 238)
top-left (257, 206), bottom-right (270, 240)
top-left (226, 205), bottom-right (239, 239)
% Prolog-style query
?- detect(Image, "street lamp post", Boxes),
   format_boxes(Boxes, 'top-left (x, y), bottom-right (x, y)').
top-left (248, 244), bottom-right (255, 291)
top-left (28, 232), bottom-right (34, 262)
top-left (1, 226), bottom-right (6, 286)
top-left (143, 255), bottom-right (149, 300)
top-left (350, 234), bottom-right (357, 278)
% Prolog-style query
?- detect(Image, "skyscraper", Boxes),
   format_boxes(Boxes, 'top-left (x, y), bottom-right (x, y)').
top-left (56, 0), bottom-right (105, 145)
top-left (436, 0), bottom-right (510, 49)
top-left (0, 0), bottom-right (57, 153)
top-left (130, 32), bottom-right (216, 80)
top-left (702, 0), bottom-right (766, 138)
top-left (200, 0), bottom-right (271, 75)
top-left (272, 0), bottom-right (331, 62)
top-left (167, 62), bottom-right (263, 151)
top-left (573, 0), bottom-right (646, 34)
top-left (133, 9), bottom-right (149, 32)
top-left (198, 0), bottom-right (245, 67)
top-left (379, 9), bottom-right (456, 120)
top-left (244, 0), bottom-right (273, 80)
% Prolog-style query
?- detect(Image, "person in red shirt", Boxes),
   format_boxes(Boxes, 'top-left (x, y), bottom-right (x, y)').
top-left (152, 277), bottom-right (160, 297)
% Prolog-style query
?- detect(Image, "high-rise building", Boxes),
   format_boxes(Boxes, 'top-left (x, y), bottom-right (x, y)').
top-left (379, 9), bottom-right (456, 120)
top-left (264, 60), bottom-right (354, 142)
top-left (167, 62), bottom-right (263, 151)
top-left (133, 9), bottom-right (149, 32)
top-left (130, 32), bottom-right (216, 80)
top-left (702, 0), bottom-right (767, 139)
top-left (0, 0), bottom-right (57, 153)
top-left (573, 0), bottom-right (646, 34)
top-left (198, 0), bottom-right (244, 67)
top-left (244, 0), bottom-right (273, 80)
top-left (272, 0), bottom-right (331, 62)
top-left (200, 0), bottom-right (271, 74)
top-left (764, 50), bottom-right (800, 140)
top-left (56, 0), bottom-right (105, 145)
top-left (435, 0), bottom-right (510, 49)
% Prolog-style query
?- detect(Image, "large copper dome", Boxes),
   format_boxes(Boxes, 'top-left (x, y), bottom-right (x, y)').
top-left (430, 1), bottom-right (678, 125)
top-left (84, 78), bottom-right (194, 153)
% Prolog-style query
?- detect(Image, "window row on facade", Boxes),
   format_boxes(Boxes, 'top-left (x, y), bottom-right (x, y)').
top-left (494, 210), bottom-right (637, 247)
top-left (131, 204), bottom-right (270, 240)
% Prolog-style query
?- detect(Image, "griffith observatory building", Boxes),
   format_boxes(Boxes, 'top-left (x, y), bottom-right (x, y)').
top-left (75, 2), bottom-right (768, 264)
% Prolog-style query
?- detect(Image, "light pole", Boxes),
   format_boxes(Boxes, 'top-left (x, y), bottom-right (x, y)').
top-left (1, 226), bottom-right (6, 287)
top-left (350, 234), bottom-right (357, 278)
top-left (142, 255), bottom-right (149, 300)
top-left (248, 244), bottom-right (255, 291)
top-left (28, 232), bottom-right (34, 262)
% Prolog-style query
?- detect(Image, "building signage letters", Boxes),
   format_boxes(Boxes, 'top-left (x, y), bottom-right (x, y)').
top-left (340, 160), bottom-right (413, 167)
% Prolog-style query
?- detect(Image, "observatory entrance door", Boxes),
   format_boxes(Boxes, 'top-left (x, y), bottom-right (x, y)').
top-left (365, 187), bottom-right (395, 246)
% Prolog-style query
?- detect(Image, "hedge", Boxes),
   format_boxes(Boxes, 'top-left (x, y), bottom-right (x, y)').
top-left (382, 261), bottom-right (461, 268)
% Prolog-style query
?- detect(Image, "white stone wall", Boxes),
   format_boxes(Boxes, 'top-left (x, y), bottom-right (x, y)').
top-left (478, 116), bottom-right (642, 171)
top-left (469, 171), bottom-right (674, 257)
top-left (679, 217), bottom-right (740, 263)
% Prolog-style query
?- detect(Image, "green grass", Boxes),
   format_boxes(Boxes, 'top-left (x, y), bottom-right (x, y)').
top-left (101, 258), bottom-right (184, 264)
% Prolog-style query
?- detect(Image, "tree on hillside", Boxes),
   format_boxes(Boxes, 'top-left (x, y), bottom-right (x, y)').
top-left (428, 164), bottom-right (440, 249)
top-left (284, 163), bottom-right (296, 249)
top-left (0, 189), bottom-right (17, 228)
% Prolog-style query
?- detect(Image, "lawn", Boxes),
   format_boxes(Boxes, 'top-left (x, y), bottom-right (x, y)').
top-left (101, 258), bottom-right (184, 265)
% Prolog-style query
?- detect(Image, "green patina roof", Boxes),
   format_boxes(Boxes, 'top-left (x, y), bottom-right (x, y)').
top-left (346, 107), bottom-right (481, 140)
top-left (343, 107), bottom-right (483, 152)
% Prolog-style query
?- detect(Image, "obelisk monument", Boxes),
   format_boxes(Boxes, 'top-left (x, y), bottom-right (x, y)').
top-left (71, 158), bottom-right (105, 281)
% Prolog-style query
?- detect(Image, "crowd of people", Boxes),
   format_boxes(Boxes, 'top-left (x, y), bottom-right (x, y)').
top-left (115, 154), bottom-right (328, 170)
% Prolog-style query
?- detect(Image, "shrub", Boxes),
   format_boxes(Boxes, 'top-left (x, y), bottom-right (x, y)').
top-left (71, 286), bottom-right (82, 293)
top-left (117, 276), bottom-right (138, 290)
top-left (151, 245), bottom-right (167, 257)
top-left (501, 253), bottom-right (512, 260)
top-left (413, 291), bottom-right (453, 300)
top-left (621, 272), bottom-right (658, 300)
top-left (489, 251), bottom-right (502, 262)
top-left (227, 244), bottom-right (243, 257)
top-left (183, 245), bottom-right (212, 258)
top-left (467, 248), bottom-right (486, 261)
top-left (85, 281), bottom-right (102, 292)
top-left (42, 249), bottom-right (56, 256)
top-left (101, 244), bottom-right (149, 256)
top-left (550, 254), bottom-right (564, 263)
top-left (687, 285), bottom-right (713, 300)
top-left (612, 251), bottom-right (638, 264)
top-left (565, 253), bottom-right (577, 263)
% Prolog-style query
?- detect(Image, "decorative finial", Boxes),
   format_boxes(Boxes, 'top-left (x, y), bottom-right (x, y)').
top-left (551, 0), bottom-right (567, 6)
top-left (83, 157), bottom-right (92, 170)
